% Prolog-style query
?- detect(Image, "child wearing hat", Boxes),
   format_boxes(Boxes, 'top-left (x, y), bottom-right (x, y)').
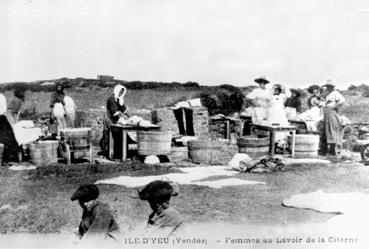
top-left (138, 180), bottom-right (183, 236)
top-left (71, 184), bottom-right (119, 241)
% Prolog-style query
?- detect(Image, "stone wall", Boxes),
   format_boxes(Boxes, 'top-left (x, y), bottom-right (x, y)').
top-left (75, 109), bottom-right (105, 146)
top-left (151, 106), bottom-right (209, 138)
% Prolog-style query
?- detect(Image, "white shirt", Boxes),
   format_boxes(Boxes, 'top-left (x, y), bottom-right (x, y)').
top-left (0, 93), bottom-right (7, 115)
top-left (246, 87), bottom-right (273, 100)
top-left (325, 90), bottom-right (345, 108)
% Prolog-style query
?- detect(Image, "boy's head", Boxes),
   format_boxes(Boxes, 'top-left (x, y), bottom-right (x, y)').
top-left (138, 180), bottom-right (174, 212)
top-left (71, 184), bottom-right (99, 211)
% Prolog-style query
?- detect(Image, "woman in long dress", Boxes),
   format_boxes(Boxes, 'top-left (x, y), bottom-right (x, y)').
top-left (0, 92), bottom-right (20, 163)
top-left (245, 77), bottom-right (273, 124)
top-left (50, 83), bottom-right (67, 133)
top-left (321, 82), bottom-right (345, 156)
top-left (297, 85), bottom-right (325, 131)
top-left (267, 84), bottom-right (291, 142)
top-left (99, 85), bottom-right (129, 158)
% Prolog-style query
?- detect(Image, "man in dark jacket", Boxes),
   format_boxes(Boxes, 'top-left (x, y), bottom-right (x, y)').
top-left (71, 184), bottom-right (119, 241)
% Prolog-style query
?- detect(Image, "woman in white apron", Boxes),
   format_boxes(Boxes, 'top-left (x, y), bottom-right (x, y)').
top-left (267, 84), bottom-right (291, 142)
top-left (245, 77), bottom-right (273, 124)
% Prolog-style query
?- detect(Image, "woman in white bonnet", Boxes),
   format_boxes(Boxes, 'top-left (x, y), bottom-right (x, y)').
top-left (99, 85), bottom-right (130, 157)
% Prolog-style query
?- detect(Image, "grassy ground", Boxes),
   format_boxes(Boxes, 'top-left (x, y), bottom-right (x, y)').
top-left (1, 160), bottom-right (369, 233)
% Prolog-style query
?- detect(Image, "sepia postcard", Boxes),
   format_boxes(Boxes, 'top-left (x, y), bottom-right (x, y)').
top-left (1, 0), bottom-right (369, 248)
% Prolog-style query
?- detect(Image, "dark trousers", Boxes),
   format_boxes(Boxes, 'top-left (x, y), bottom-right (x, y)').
top-left (173, 108), bottom-right (195, 136)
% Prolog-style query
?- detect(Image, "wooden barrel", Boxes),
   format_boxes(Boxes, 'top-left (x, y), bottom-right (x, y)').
top-left (60, 128), bottom-right (91, 158)
top-left (188, 140), bottom-right (221, 164)
top-left (137, 131), bottom-right (172, 156)
top-left (29, 141), bottom-right (59, 166)
top-left (237, 135), bottom-right (270, 158)
top-left (0, 143), bottom-right (4, 164)
top-left (288, 134), bottom-right (319, 158)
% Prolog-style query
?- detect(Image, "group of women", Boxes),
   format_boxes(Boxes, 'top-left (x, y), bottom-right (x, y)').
top-left (245, 77), bottom-right (346, 156)
top-left (0, 83), bottom-right (76, 164)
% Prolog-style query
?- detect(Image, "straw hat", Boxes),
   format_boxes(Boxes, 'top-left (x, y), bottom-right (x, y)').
top-left (254, 77), bottom-right (270, 84)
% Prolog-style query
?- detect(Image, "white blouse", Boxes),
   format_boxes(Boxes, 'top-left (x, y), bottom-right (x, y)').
top-left (0, 93), bottom-right (7, 115)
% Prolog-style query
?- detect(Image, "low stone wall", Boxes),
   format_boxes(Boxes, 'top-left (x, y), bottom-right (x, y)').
top-left (151, 108), bottom-right (179, 134)
top-left (151, 106), bottom-right (209, 138)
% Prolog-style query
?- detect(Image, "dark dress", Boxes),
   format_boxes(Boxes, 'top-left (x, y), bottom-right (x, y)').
top-left (78, 201), bottom-right (119, 240)
top-left (0, 115), bottom-right (19, 163)
top-left (99, 95), bottom-right (127, 157)
top-left (285, 97), bottom-right (302, 113)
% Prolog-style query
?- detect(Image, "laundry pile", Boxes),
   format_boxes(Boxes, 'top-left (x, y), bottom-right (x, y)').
top-left (118, 115), bottom-right (153, 127)
top-left (229, 153), bottom-right (286, 173)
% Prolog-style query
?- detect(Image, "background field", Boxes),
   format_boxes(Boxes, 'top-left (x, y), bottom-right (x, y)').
top-left (2, 85), bottom-right (369, 123)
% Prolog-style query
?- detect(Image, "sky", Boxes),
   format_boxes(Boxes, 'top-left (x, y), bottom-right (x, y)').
top-left (1, 0), bottom-right (369, 89)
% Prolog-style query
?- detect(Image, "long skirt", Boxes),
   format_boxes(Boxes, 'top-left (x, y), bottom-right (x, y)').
top-left (99, 117), bottom-right (128, 159)
top-left (322, 108), bottom-right (343, 145)
top-left (0, 115), bottom-right (19, 163)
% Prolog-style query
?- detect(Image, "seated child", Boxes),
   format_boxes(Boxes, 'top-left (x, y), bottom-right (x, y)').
top-left (71, 184), bottom-right (119, 241)
top-left (138, 180), bottom-right (183, 236)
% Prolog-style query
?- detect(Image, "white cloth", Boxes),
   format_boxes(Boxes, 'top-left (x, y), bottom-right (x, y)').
top-left (174, 98), bottom-right (202, 109)
top-left (285, 107), bottom-right (297, 120)
top-left (96, 166), bottom-right (265, 189)
top-left (246, 87), bottom-right (273, 124)
top-left (113, 85), bottom-right (127, 106)
top-left (13, 127), bottom-right (42, 145)
top-left (13, 120), bottom-right (35, 129)
top-left (0, 93), bottom-right (7, 115)
top-left (53, 103), bottom-right (65, 117)
top-left (325, 90), bottom-right (345, 108)
top-left (63, 96), bottom-right (76, 114)
top-left (267, 93), bottom-right (290, 141)
top-left (297, 106), bottom-right (323, 131)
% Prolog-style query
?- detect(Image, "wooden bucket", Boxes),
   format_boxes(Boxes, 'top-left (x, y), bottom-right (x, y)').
top-left (29, 141), bottom-right (59, 166)
top-left (137, 131), bottom-right (172, 156)
top-left (60, 128), bottom-right (91, 159)
top-left (288, 134), bottom-right (319, 158)
top-left (237, 135), bottom-right (270, 158)
top-left (188, 140), bottom-right (221, 164)
top-left (0, 143), bottom-right (4, 165)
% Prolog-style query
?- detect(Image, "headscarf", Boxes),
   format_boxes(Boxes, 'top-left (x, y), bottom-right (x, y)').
top-left (113, 85), bottom-right (127, 106)
top-left (55, 82), bottom-right (64, 93)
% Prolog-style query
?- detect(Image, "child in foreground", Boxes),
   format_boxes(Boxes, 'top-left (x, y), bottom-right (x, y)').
top-left (138, 180), bottom-right (184, 236)
top-left (71, 184), bottom-right (120, 241)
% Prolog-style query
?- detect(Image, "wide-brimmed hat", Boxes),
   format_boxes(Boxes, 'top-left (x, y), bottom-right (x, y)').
top-left (322, 79), bottom-right (336, 88)
top-left (138, 180), bottom-right (175, 202)
top-left (307, 85), bottom-right (321, 94)
top-left (254, 77), bottom-right (270, 84)
top-left (71, 184), bottom-right (99, 203)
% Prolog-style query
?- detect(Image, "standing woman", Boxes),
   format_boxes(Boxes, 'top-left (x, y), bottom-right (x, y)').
top-left (6, 88), bottom-right (25, 125)
top-left (99, 85), bottom-right (129, 158)
top-left (284, 89), bottom-right (302, 119)
top-left (321, 81), bottom-right (345, 156)
top-left (245, 77), bottom-right (273, 124)
top-left (267, 84), bottom-right (291, 142)
top-left (50, 83), bottom-right (67, 133)
top-left (0, 92), bottom-right (20, 163)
